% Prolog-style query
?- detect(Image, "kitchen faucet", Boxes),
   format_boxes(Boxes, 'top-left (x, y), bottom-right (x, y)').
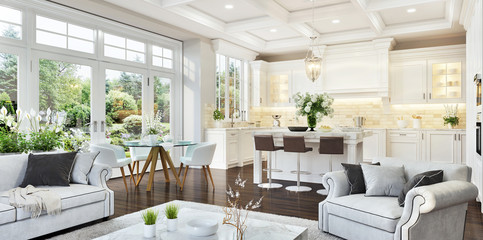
top-left (230, 108), bottom-right (240, 128)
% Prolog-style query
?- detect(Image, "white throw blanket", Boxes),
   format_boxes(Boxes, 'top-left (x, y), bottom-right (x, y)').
top-left (8, 185), bottom-right (62, 218)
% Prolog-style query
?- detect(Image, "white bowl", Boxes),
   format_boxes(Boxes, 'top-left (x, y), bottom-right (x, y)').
top-left (186, 219), bottom-right (218, 237)
top-left (397, 120), bottom-right (408, 128)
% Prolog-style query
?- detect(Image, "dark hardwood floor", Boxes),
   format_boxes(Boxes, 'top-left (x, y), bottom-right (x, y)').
top-left (43, 163), bottom-right (483, 239)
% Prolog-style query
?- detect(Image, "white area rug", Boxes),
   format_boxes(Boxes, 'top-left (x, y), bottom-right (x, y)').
top-left (49, 200), bottom-right (341, 240)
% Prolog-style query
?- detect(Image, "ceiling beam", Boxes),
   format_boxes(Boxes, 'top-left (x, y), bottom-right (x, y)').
top-left (243, 0), bottom-right (290, 23)
top-left (167, 5), bottom-right (225, 32)
top-left (351, 0), bottom-right (385, 35)
top-left (365, 0), bottom-right (446, 12)
top-left (289, 23), bottom-right (319, 38)
top-left (225, 17), bottom-right (280, 33)
top-left (288, 3), bottom-right (355, 23)
top-left (382, 19), bottom-right (451, 36)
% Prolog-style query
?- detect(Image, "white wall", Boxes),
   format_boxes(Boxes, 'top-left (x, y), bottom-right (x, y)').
top-left (183, 39), bottom-right (216, 142)
top-left (463, 0), bottom-right (482, 211)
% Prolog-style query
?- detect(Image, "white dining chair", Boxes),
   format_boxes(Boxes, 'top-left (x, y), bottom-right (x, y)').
top-left (125, 141), bottom-right (153, 182)
top-left (90, 143), bottom-right (134, 192)
top-left (177, 142), bottom-right (216, 191)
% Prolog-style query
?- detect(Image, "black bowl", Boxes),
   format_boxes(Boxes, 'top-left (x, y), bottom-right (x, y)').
top-left (288, 126), bottom-right (308, 132)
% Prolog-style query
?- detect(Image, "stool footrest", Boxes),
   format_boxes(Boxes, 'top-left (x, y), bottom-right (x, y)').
top-left (290, 170), bottom-right (311, 175)
top-left (258, 183), bottom-right (283, 189)
top-left (286, 186), bottom-right (312, 192)
top-left (263, 168), bottom-right (282, 172)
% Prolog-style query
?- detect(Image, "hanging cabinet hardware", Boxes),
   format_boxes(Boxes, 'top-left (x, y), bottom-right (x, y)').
top-left (101, 121), bottom-right (105, 132)
top-left (423, 93), bottom-right (425, 99)
top-left (454, 134), bottom-right (457, 141)
top-left (93, 121), bottom-right (98, 132)
top-left (147, 77), bottom-right (150, 86)
top-left (429, 93), bottom-right (432, 99)
top-left (422, 133), bottom-right (424, 140)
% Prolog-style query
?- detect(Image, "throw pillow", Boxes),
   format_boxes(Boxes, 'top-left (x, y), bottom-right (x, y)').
top-left (361, 164), bottom-right (406, 197)
top-left (398, 170), bottom-right (444, 206)
top-left (20, 152), bottom-right (78, 187)
top-left (341, 162), bottom-right (380, 194)
top-left (70, 152), bottom-right (100, 184)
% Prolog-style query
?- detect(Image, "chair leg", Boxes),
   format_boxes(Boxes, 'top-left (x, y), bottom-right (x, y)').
top-left (127, 163), bottom-right (135, 185)
top-left (202, 166), bottom-right (209, 184)
top-left (120, 167), bottom-right (128, 193)
top-left (130, 162), bottom-right (136, 181)
top-left (181, 166), bottom-right (189, 191)
top-left (136, 161), bottom-right (140, 182)
top-left (178, 163), bottom-right (184, 177)
top-left (206, 166), bottom-right (215, 190)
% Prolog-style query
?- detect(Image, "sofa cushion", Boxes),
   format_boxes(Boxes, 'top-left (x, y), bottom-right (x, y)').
top-left (326, 194), bottom-right (403, 233)
top-left (71, 152), bottom-right (99, 184)
top-left (0, 203), bottom-right (15, 225)
top-left (0, 154), bottom-right (29, 192)
top-left (398, 170), bottom-right (444, 206)
top-left (362, 165), bottom-right (406, 197)
top-left (1, 184), bottom-right (106, 221)
top-left (20, 152), bottom-right (78, 187)
top-left (341, 162), bottom-right (380, 194)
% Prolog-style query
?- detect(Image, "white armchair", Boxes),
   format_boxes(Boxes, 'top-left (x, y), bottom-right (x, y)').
top-left (90, 143), bottom-right (134, 192)
top-left (178, 142), bottom-right (216, 191)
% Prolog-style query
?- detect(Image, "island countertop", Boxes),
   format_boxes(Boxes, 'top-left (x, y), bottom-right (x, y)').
top-left (252, 129), bottom-right (368, 184)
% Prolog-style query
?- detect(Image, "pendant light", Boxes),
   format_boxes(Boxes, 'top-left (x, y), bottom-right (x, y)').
top-left (304, 0), bottom-right (322, 82)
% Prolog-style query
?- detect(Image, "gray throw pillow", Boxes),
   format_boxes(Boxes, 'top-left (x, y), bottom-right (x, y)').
top-left (20, 152), bottom-right (78, 187)
top-left (361, 164), bottom-right (406, 197)
top-left (70, 152), bottom-right (100, 184)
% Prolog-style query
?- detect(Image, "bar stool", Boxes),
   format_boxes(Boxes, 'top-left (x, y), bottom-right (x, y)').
top-left (317, 136), bottom-right (344, 195)
top-left (254, 135), bottom-right (284, 189)
top-left (283, 135), bottom-right (313, 192)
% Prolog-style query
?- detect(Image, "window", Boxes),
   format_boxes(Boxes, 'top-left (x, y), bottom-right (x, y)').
top-left (215, 54), bottom-right (243, 119)
top-left (36, 15), bottom-right (95, 53)
top-left (154, 76), bottom-right (171, 135)
top-left (0, 52), bottom-right (18, 105)
top-left (152, 45), bottom-right (173, 69)
top-left (105, 69), bottom-right (143, 141)
top-left (38, 59), bottom-right (91, 132)
top-left (104, 33), bottom-right (145, 63)
top-left (0, 5), bottom-right (22, 40)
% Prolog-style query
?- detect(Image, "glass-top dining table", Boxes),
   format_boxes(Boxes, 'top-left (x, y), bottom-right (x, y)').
top-left (124, 141), bottom-right (197, 192)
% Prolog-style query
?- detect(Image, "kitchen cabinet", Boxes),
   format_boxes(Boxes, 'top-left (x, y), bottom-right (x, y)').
top-left (363, 129), bottom-right (386, 162)
top-left (250, 61), bottom-right (268, 107)
top-left (269, 71), bottom-right (291, 106)
top-left (389, 45), bottom-right (465, 104)
top-left (425, 131), bottom-right (465, 164)
top-left (386, 130), bottom-right (422, 161)
top-left (204, 128), bottom-right (261, 169)
top-left (390, 61), bottom-right (427, 104)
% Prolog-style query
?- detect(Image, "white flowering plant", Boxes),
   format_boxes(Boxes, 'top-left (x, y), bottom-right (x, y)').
top-left (144, 111), bottom-right (164, 136)
top-left (443, 104), bottom-right (459, 126)
top-left (293, 92), bottom-right (334, 121)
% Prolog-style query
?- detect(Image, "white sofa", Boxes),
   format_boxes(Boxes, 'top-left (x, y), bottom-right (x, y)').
top-left (0, 154), bottom-right (114, 239)
top-left (319, 157), bottom-right (478, 240)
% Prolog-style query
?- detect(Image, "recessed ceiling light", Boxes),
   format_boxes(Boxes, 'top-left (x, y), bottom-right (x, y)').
top-left (225, 4), bottom-right (234, 9)
top-left (407, 8), bottom-right (416, 13)
top-left (332, 19), bottom-right (340, 24)
top-left (270, 28), bottom-right (277, 32)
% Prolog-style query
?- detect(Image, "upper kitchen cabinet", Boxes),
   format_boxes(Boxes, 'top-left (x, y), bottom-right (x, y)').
top-left (321, 39), bottom-right (395, 98)
top-left (390, 45), bottom-right (465, 104)
top-left (250, 61), bottom-right (268, 107)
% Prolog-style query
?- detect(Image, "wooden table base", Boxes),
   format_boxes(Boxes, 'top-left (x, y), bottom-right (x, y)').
top-left (135, 146), bottom-right (182, 191)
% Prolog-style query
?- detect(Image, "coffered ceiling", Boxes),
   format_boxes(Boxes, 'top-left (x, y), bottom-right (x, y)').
top-left (101, 0), bottom-right (466, 57)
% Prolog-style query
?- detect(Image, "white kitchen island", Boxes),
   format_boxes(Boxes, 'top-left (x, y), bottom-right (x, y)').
top-left (252, 129), bottom-right (369, 184)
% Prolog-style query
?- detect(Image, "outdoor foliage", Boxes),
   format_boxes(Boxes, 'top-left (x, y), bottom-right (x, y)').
top-left (106, 90), bottom-right (138, 124)
top-left (123, 115), bottom-right (143, 135)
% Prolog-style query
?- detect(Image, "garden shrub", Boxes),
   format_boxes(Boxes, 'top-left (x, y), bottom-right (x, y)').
top-left (123, 115), bottom-right (142, 135)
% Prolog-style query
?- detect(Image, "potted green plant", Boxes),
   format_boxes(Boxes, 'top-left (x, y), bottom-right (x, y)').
top-left (141, 208), bottom-right (159, 238)
top-left (213, 109), bottom-right (224, 128)
top-left (164, 203), bottom-right (179, 232)
top-left (443, 104), bottom-right (459, 129)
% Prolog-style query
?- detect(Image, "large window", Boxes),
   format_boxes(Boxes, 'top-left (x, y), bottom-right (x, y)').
top-left (38, 59), bottom-right (91, 134)
top-left (0, 51), bottom-right (17, 106)
top-left (215, 54), bottom-right (243, 120)
top-left (104, 33), bottom-right (145, 63)
top-left (154, 76), bottom-right (171, 135)
top-left (0, 5), bottom-right (21, 40)
top-left (36, 15), bottom-right (95, 54)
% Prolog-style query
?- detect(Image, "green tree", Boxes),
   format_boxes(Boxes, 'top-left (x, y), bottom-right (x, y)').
top-left (105, 90), bottom-right (137, 123)
top-left (0, 26), bottom-right (20, 102)
top-left (154, 77), bottom-right (170, 123)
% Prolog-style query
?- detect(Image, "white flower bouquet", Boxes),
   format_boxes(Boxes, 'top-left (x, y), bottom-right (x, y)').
top-left (292, 92), bottom-right (334, 129)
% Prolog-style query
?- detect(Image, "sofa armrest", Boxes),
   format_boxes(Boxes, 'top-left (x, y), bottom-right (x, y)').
top-left (319, 171), bottom-right (350, 231)
top-left (322, 171), bottom-right (350, 199)
top-left (407, 180), bottom-right (478, 213)
top-left (395, 181), bottom-right (478, 240)
top-left (87, 163), bottom-right (112, 188)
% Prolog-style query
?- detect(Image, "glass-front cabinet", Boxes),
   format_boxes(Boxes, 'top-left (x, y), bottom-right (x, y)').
top-left (428, 59), bottom-right (465, 103)
top-left (269, 72), bottom-right (290, 105)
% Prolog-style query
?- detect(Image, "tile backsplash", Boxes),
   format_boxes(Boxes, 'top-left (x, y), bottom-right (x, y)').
top-left (249, 99), bottom-right (466, 129)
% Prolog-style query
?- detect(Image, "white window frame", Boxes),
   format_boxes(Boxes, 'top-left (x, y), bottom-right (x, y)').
top-left (0, 44), bottom-right (27, 111)
top-left (215, 54), bottom-right (247, 121)
top-left (0, 3), bottom-right (27, 47)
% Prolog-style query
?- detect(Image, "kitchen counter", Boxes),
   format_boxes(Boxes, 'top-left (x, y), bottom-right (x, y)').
top-left (251, 129), bottom-right (368, 184)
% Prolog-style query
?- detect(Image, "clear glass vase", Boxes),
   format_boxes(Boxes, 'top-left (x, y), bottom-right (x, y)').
top-left (307, 115), bottom-right (317, 131)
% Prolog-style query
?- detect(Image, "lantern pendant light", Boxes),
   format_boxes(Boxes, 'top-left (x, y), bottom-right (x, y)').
top-left (304, 0), bottom-right (322, 82)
